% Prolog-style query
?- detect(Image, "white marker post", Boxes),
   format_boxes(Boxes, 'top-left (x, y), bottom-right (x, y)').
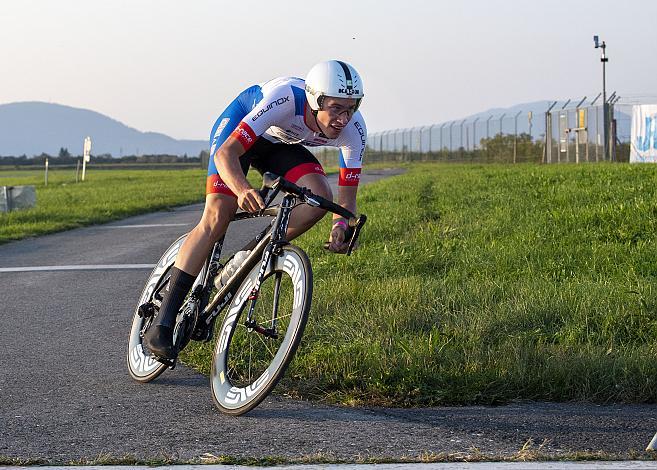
top-left (44, 157), bottom-right (49, 186)
top-left (82, 136), bottom-right (92, 182)
top-left (647, 432), bottom-right (657, 451)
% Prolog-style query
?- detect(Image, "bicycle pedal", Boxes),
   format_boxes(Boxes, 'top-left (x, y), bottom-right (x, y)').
top-left (137, 302), bottom-right (155, 318)
top-left (150, 353), bottom-right (176, 369)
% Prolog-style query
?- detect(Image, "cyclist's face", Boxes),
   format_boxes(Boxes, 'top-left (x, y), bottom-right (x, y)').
top-left (316, 97), bottom-right (357, 138)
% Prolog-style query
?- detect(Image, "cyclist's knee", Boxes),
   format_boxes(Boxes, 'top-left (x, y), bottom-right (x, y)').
top-left (293, 174), bottom-right (331, 224)
top-left (296, 173), bottom-right (333, 200)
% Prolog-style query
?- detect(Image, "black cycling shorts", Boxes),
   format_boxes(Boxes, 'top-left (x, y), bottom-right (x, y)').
top-left (206, 137), bottom-right (326, 196)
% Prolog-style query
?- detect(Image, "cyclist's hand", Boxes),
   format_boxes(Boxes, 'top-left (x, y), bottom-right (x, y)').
top-left (327, 223), bottom-right (351, 254)
top-left (238, 188), bottom-right (265, 213)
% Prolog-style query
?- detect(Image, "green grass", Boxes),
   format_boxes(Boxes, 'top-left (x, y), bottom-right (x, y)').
top-left (182, 162), bottom-right (657, 405)
top-left (4, 162), bottom-right (657, 406)
top-left (0, 168), bottom-right (207, 242)
top-left (0, 165), bottom-right (347, 243)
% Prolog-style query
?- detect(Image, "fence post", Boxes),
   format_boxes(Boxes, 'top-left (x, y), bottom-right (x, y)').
top-left (472, 117), bottom-right (480, 159)
top-left (419, 126), bottom-right (426, 157)
top-left (513, 111), bottom-right (522, 164)
top-left (544, 101), bottom-right (558, 164)
top-left (448, 121), bottom-right (455, 159)
top-left (589, 93), bottom-right (601, 162)
top-left (439, 123), bottom-right (447, 157)
top-left (574, 96), bottom-right (586, 164)
top-left (428, 124), bottom-right (436, 157)
top-left (405, 128), bottom-right (411, 160)
top-left (485, 116), bottom-right (493, 162)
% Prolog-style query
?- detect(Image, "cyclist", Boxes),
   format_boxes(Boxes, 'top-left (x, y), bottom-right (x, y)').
top-left (143, 60), bottom-right (367, 362)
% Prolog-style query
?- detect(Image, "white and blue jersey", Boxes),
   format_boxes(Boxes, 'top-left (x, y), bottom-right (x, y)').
top-left (207, 77), bottom-right (367, 188)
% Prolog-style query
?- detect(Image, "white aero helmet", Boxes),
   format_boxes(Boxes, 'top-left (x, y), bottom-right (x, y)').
top-left (305, 60), bottom-right (364, 113)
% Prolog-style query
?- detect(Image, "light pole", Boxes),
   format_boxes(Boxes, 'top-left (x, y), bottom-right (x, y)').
top-left (594, 35), bottom-right (609, 160)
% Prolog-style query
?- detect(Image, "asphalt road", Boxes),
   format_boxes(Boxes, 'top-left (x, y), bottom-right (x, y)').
top-left (1, 168), bottom-right (656, 464)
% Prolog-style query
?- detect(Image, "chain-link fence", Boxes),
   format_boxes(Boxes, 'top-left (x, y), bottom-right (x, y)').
top-left (358, 96), bottom-right (654, 165)
top-left (544, 103), bottom-right (606, 164)
top-left (367, 110), bottom-right (542, 164)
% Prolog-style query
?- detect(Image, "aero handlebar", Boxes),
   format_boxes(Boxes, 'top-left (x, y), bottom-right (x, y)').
top-left (260, 172), bottom-right (367, 256)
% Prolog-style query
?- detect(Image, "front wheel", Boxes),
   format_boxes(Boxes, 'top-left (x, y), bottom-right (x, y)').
top-left (210, 244), bottom-right (312, 415)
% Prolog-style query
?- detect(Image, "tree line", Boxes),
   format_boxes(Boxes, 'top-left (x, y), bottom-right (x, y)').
top-left (0, 149), bottom-right (211, 166)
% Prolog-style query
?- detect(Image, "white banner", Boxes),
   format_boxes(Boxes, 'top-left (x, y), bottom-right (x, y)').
top-left (630, 104), bottom-right (657, 163)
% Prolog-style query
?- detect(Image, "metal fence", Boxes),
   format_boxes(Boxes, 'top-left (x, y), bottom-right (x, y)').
top-left (366, 110), bottom-right (543, 164)
top-left (361, 95), bottom-right (651, 164)
top-left (544, 102), bottom-right (606, 164)
top-left (369, 111), bottom-right (539, 155)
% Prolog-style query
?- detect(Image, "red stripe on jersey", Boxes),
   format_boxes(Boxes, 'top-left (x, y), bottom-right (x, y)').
top-left (206, 174), bottom-right (237, 197)
top-left (339, 167), bottom-right (361, 186)
top-left (230, 121), bottom-right (257, 150)
top-left (284, 162), bottom-right (327, 183)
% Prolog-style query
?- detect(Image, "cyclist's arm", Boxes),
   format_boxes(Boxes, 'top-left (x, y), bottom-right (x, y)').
top-left (327, 184), bottom-right (357, 253)
top-left (215, 135), bottom-right (263, 212)
top-left (332, 114), bottom-right (366, 222)
top-left (214, 137), bottom-right (250, 195)
top-left (215, 84), bottom-right (296, 211)
top-left (328, 151), bottom-right (363, 252)
top-left (333, 184), bottom-right (357, 221)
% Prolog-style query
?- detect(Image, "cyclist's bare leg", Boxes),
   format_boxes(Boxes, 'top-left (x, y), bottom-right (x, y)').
top-left (286, 173), bottom-right (332, 240)
top-left (143, 193), bottom-right (238, 360)
top-left (174, 193), bottom-right (238, 275)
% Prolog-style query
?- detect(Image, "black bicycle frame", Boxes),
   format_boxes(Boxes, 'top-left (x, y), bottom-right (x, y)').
top-left (196, 195), bottom-right (295, 329)
top-left (191, 172), bottom-right (367, 332)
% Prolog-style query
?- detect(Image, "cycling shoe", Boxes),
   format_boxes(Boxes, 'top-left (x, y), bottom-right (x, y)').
top-left (142, 324), bottom-right (177, 361)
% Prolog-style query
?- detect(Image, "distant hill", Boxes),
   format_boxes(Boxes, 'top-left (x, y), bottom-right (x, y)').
top-left (446, 100), bottom-right (568, 138)
top-left (0, 102), bottom-right (207, 157)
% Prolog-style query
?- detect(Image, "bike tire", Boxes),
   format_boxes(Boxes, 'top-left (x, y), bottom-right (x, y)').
top-left (210, 244), bottom-right (312, 415)
top-left (126, 234), bottom-right (187, 383)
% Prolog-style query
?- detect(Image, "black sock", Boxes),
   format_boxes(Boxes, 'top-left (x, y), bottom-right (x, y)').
top-left (155, 267), bottom-right (196, 328)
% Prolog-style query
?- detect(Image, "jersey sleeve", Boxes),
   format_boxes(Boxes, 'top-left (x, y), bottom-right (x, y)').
top-left (337, 112), bottom-right (367, 186)
top-left (229, 83), bottom-right (296, 151)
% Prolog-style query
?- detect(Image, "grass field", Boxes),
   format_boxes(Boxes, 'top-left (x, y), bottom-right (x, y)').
top-left (0, 166), bottom-right (336, 242)
top-left (3, 162), bottom-right (656, 405)
top-left (0, 168), bottom-right (207, 242)
top-left (182, 162), bottom-right (657, 405)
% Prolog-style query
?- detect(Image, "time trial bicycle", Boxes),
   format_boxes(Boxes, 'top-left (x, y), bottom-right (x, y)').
top-left (126, 172), bottom-right (366, 415)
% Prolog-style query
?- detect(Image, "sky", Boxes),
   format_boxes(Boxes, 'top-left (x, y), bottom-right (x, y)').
top-left (1, 0), bottom-right (656, 140)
